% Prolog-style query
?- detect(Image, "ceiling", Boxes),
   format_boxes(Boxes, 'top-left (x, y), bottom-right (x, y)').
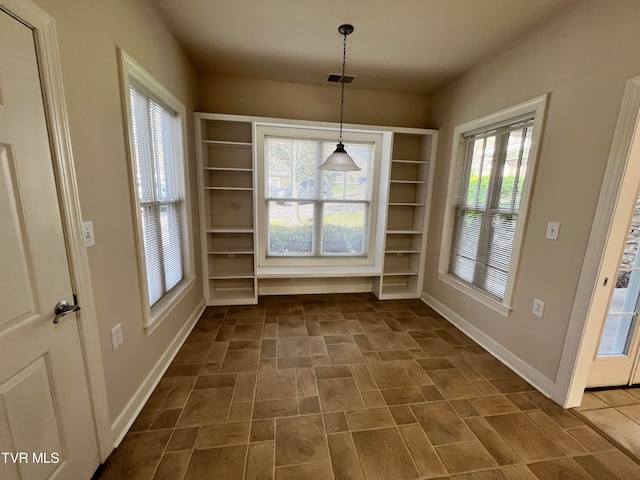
top-left (151, 0), bottom-right (573, 94)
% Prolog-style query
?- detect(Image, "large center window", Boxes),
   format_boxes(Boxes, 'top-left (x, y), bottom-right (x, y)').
top-left (256, 125), bottom-right (387, 275)
top-left (266, 137), bottom-right (372, 256)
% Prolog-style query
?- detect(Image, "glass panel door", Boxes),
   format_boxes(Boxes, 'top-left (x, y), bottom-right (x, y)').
top-left (589, 191), bottom-right (640, 388)
top-left (598, 198), bottom-right (640, 357)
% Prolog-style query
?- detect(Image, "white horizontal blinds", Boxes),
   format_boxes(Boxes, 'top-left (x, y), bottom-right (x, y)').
top-left (450, 118), bottom-right (534, 299)
top-left (130, 85), bottom-right (183, 306)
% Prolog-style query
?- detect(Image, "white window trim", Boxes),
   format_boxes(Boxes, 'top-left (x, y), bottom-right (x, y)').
top-left (438, 94), bottom-right (548, 317)
top-left (255, 124), bottom-right (390, 277)
top-left (119, 49), bottom-right (195, 332)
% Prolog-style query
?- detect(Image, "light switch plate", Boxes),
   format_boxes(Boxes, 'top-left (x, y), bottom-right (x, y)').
top-left (111, 323), bottom-right (123, 350)
top-left (82, 221), bottom-right (95, 247)
top-left (532, 298), bottom-right (545, 318)
top-left (546, 222), bottom-right (560, 240)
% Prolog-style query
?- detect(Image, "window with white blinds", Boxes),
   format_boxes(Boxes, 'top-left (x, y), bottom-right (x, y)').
top-left (449, 118), bottom-right (533, 300)
top-left (439, 95), bottom-right (547, 315)
top-left (129, 85), bottom-right (184, 307)
top-left (121, 50), bottom-right (193, 329)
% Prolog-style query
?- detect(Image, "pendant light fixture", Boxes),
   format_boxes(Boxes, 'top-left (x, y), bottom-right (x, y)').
top-left (319, 24), bottom-right (361, 172)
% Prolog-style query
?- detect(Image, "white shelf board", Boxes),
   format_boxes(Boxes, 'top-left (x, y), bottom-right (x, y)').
top-left (392, 159), bottom-right (428, 164)
top-left (385, 248), bottom-right (421, 254)
top-left (207, 226), bottom-right (255, 234)
top-left (386, 229), bottom-right (423, 235)
top-left (205, 186), bottom-right (253, 191)
top-left (388, 202), bottom-right (425, 207)
top-left (383, 267), bottom-right (418, 276)
top-left (390, 180), bottom-right (428, 184)
top-left (204, 166), bottom-right (253, 172)
top-left (209, 248), bottom-right (254, 255)
top-left (202, 140), bottom-right (252, 147)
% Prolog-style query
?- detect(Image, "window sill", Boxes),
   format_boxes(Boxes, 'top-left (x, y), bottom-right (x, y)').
top-left (257, 264), bottom-right (382, 278)
top-left (145, 276), bottom-right (195, 336)
top-left (437, 272), bottom-right (511, 317)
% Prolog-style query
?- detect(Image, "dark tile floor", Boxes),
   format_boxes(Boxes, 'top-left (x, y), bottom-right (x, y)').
top-left (98, 294), bottom-right (640, 479)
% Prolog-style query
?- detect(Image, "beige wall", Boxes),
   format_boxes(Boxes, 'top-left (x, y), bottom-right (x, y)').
top-left (424, 0), bottom-right (640, 382)
top-left (198, 74), bottom-right (429, 128)
top-left (33, 0), bottom-right (202, 422)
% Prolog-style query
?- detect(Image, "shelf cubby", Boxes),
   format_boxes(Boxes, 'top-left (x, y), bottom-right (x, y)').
top-left (208, 278), bottom-right (256, 305)
top-left (203, 143), bottom-right (252, 170)
top-left (386, 204), bottom-right (425, 233)
top-left (204, 169), bottom-right (253, 190)
top-left (208, 232), bottom-right (254, 255)
top-left (203, 120), bottom-right (252, 143)
top-left (197, 114), bottom-right (257, 305)
top-left (205, 189), bottom-right (254, 231)
top-left (376, 130), bottom-right (437, 299)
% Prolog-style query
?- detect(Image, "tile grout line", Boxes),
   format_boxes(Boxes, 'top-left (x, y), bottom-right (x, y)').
top-left (241, 331), bottom-right (261, 480)
top-left (312, 329), bottom-right (338, 480)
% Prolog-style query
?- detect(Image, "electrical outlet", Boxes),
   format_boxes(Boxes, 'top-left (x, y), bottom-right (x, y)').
top-left (532, 299), bottom-right (545, 318)
top-left (111, 323), bottom-right (123, 350)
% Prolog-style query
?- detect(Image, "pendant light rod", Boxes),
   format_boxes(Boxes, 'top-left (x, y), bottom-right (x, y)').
top-left (319, 23), bottom-right (360, 171)
top-left (337, 24), bottom-right (353, 143)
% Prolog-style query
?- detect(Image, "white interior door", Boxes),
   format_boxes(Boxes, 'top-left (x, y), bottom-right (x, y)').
top-left (0, 10), bottom-right (100, 480)
top-left (587, 107), bottom-right (640, 388)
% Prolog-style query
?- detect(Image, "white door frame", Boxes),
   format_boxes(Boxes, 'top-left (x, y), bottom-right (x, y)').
top-left (1, 0), bottom-right (112, 460)
top-left (554, 75), bottom-right (640, 408)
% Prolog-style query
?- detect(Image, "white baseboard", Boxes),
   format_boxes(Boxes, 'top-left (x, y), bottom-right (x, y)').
top-left (110, 299), bottom-right (205, 447)
top-left (421, 291), bottom-right (556, 398)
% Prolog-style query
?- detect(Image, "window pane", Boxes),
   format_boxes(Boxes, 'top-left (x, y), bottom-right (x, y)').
top-left (268, 200), bottom-right (313, 255)
top-left (141, 205), bottom-right (163, 306)
top-left (498, 126), bottom-right (531, 210)
top-left (160, 203), bottom-right (183, 292)
top-left (130, 87), bottom-right (155, 203)
top-left (322, 203), bottom-right (366, 254)
top-left (608, 269), bottom-right (640, 314)
top-left (266, 137), bottom-right (319, 200)
top-left (598, 314), bottom-right (636, 356)
top-left (464, 136), bottom-right (494, 208)
top-left (484, 213), bottom-right (517, 298)
top-left (450, 209), bottom-right (482, 283)
top-left (322, 143), bottom-right (371, 200)
top-left (150, 102), bottom-right (178, 202)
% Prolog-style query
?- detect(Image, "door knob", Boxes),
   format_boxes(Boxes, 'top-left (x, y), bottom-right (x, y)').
top-left (53, 300), bottom-right (81, 324)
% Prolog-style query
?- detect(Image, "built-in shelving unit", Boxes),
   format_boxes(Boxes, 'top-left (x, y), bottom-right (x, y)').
top-left (373, 129), bottom-right (438, 300)
top-left (195, 115), bottom-right (257, 305)
top-left (196, 113), bottom-right (437, 305)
